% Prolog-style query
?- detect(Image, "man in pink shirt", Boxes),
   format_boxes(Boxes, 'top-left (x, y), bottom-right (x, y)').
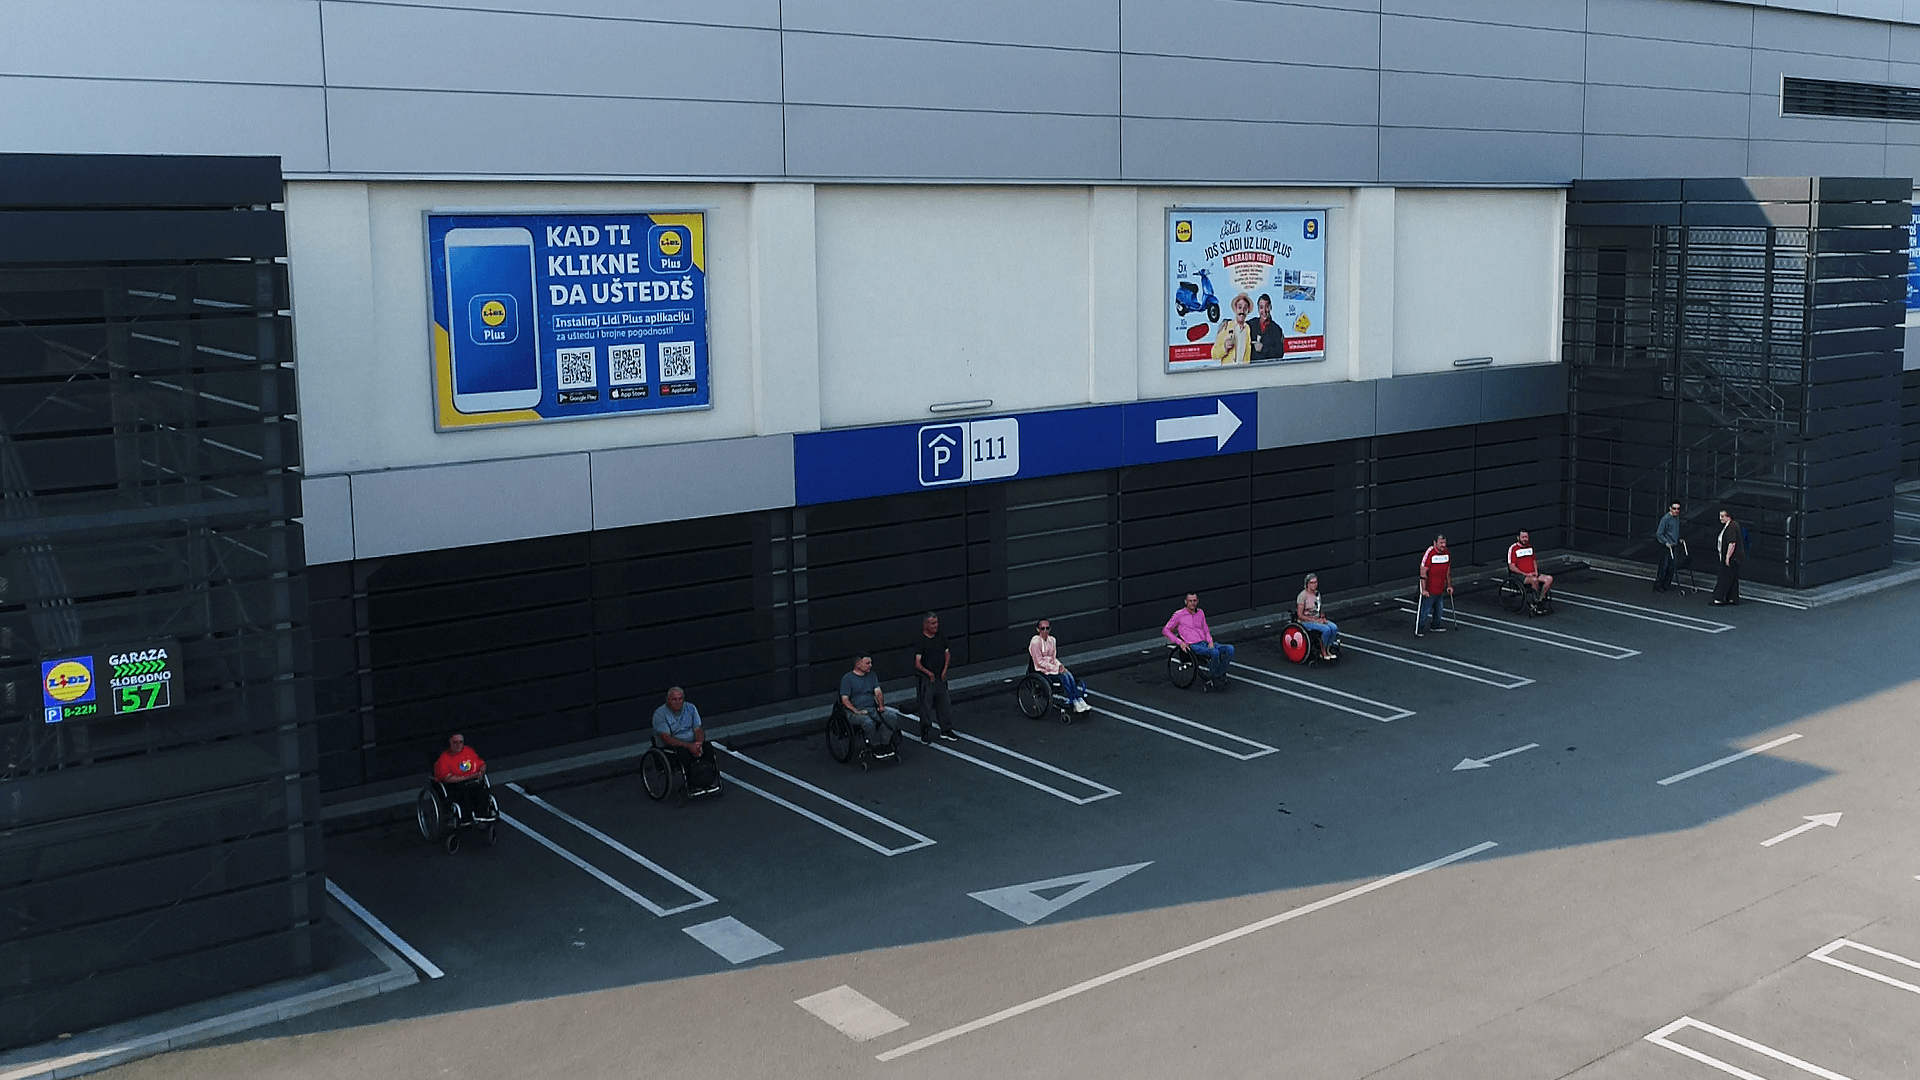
top-left (1163, 592), bottom-right (1234, 691)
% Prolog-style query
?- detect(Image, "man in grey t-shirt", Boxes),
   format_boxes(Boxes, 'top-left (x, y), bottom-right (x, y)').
top-left (839, 652), bottom-right (905, 759)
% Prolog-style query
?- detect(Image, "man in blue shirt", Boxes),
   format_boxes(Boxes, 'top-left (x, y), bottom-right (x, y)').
top-left (652, 686), bottom-right (719, 794)
top-left (1654, 501), bottom-right (1687, 592)
top-left (840, 652), bottom-right (906, 761)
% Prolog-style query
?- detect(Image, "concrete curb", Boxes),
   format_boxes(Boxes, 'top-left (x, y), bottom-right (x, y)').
top-left (1565, 549), bottom-right (1920, 608)
top-left (0, 899), bottom-right (417, 1080)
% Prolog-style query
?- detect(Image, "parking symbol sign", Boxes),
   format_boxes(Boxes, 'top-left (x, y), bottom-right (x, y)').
top-left (919, 424), bottom-right (968, 486)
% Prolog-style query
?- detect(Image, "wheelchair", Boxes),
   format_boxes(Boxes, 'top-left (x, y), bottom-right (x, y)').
top-left (416, 774), bottom-right (499, 854)
top-left (1167, 643), bottom-right (1230, 691)
top-left (1498, 570), bottom-right (1554, 616)
top-left (640, 734), bottom-right (723, 802)
top-left (825, 696), bottom-right (903, 772)
top-left (1016, 663), bottom-right (1078, 723)
top-left (1279, 619), bottom-right (1338, 667)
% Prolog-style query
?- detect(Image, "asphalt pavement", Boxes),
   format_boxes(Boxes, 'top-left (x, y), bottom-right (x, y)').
top-left (86, 566), bottom-right (1920, 1080)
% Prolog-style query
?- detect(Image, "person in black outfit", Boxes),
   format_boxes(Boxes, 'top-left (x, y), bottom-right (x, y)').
top-left (912, 611), bottom-right (959, 744)
top-left (1710, 509), bottom-right (1743, 606)
top-left (1248, 293), bottom-right (1286, 363)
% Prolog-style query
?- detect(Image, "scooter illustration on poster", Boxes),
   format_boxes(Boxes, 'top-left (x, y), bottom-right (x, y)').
top-left (1173, 267), bottom-right (1220, 323)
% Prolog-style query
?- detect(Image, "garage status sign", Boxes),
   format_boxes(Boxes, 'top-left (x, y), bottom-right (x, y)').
top-left (1167, 209), bottom-right (1327, 371)
top-left (42, 641), bottom-right (179, 723)
top-left (427, 211), bottom-right (711, 429)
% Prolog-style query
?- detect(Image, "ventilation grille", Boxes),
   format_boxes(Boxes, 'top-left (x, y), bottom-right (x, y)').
top-left (1783, 76), bottom-right (1920, 121)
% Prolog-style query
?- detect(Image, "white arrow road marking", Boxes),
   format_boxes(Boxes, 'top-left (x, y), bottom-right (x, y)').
top-left (1453, 743), bottom-right (1539, 771)
top-left (1760, 812), bottom-right (1842, 848)
top-left (1154, 399), bottom-right (1242, 450)
top-left (796, 985), bottom-right (910, 1042)
top-left (969, 862), bottom-right (1153, 926)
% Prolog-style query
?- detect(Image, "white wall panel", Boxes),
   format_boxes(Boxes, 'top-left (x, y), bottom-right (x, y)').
top-left (0, 0), bottom-right (322, 85)
top-left (0, 76), bottom-right (330, 171)
top-left (813, 187), bottom-right (1093, 428)
top-left (347, 0), bottom-right (780, 28)
top-left (1121, 54), bottom-right (1380, 126)
top-left (783, 0), bottom-right (1120, 50)
top-left (783, 32), bottom-right (1117, 115)
top-left (1392, 189), bottom-right (1562, 375)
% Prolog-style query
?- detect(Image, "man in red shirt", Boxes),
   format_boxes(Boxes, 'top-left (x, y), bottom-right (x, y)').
top-left (1508, 530), bottom-right (1553, 612)
top-left (432, 733), bottom-right (490, 821)
top-left (1416, 534), bottom-right (1452, 636)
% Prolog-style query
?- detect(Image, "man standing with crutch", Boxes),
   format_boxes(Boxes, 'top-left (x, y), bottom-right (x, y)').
top-left (1416, 534), bottom-right (1453, 636)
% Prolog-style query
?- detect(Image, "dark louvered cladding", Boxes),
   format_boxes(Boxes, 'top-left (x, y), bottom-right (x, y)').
top-left (1782, 76), bottom-right (1920, 121)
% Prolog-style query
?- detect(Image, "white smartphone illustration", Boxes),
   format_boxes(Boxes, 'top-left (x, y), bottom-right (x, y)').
top-left (445, 227), bottom-right (541, 413)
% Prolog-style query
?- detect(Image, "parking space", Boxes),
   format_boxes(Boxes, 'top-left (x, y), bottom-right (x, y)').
top-left (271, 567), bottom-right (1920, 1080)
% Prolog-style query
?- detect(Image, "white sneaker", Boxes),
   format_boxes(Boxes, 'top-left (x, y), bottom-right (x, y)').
top-left (1074, 699), bottom-right (1091, 713)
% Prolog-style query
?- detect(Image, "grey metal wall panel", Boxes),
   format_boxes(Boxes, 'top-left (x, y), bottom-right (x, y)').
top-left (1584, 85), bottom-right (1753, 139)
top-left (1123, 117), bottom-right (1378, 182)
top-left (1749, 51), bottom-right (1892, 144)
top-left (1893, 23), bottom-right (1920, 65)
top-left (300, 475), bottom-right (355, 565)
top-left (0, 0), bottom-right (322, 84)
top-left (784, 0), bottom-right (1120, 49)
top-left (1257, 381), bottom-right (1376, 449)
top-left (1380, 15), bottom-right (1585, 82)
top-left (326, 89), bottom-right (784, 175)
top-left (1586, 0), bottom-right (1755, 46)
top-left (351, 453), bottom-right (593, 558)
top-left (1886, 142), bottom-right (1920, 179)
top-left (1752, 6), bottom-right (1899, 59)
top-left (0, 77), bottom-right (329, 172)
top-left (1379, 370), bottom-right (1482, 434)
top-left (1481, 363), bottom-right (1566, 422)
top-left (320, 3), bottom-right (782, 102)
top-left (1380, 72), bottom-right (1584, 133)
top-left (1585, 35), bottom-right (1754, 93)
top-left (1378, 127), bottom-right (1582, 184)
top-left (1582, 134), bottom-right (1751, 178)
top-left (1383, 0), bottom-right (1587, 32)
top-left (782, 32), bottom-right (1117, 115)
top-left (786, 106), bottom-right (1120, 179)
top-left (1748, 139), bottom-right (1890, 176)
top-left (1120, 0), bottom-right (1383, 71)
top-left (590, 435), bottom-right (795, 529)
top-left (1122, 54), bottom-right (1379, 126)
top-left (364, 0), bottom-right (780, 27)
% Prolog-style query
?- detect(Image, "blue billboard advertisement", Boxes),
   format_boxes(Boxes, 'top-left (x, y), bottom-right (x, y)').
top-left (426, 211), bottom-right (710, 430)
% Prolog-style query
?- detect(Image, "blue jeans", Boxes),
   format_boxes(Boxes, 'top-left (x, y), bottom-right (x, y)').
top-left (1302, 618), bottom-right (1338, 652)
top-left (1189, 642), bottom-right (1235, 680)
top-left (1417, 595), bottom-right (1446, 632)
top-left (853, 706), bottom-right (903, 751)
top-left (1048, 669), bottom-right (1087, 704)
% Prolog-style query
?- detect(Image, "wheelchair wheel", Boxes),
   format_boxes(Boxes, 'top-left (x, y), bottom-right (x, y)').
top-left (1499, 580), bottom-right (1526, 613)
top-left (640, 748), bottom-right (673, 801)
top-left (1016, 673), bottom-right (1051, 719)
top-left (444, 832), bottom-right (461, 855)
top-left (1280, 623), bottom-right (1311, 664)
top-left (415, 787), bottom-right (446, 843)
top-left (482, 822), bottom-right (499, 847)
top-left (826, 712), bottom-right (855, 763)
top-left (1168, 649), bottom-right (1198, 689)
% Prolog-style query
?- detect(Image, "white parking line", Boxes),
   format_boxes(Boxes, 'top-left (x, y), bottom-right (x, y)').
top-left (683, 915), bottom-right (783, 965)
top-left (1807, 938), bottom-right (1920, 996)
top-left (1552, 590), bottom-right (1734, 633)
top-left (505, 783), bottom-right (717, 916)
top-left (1656, 733), bottom-right (1802, 786)
top-left (1896, 510), bottom-right (1920, 522)
top-left (709, 741), bottom-right (937, 857)
top-left (325, 879), bottom-right (443, 979)
top-left (1583, 564), bottom-right (1810, 609)
top-left (499, 812), bottom-right (688, 914)
top-left (932, 734), bottom-right (1121, 805)
top-left (1087, 690), bottom-right (1279, 760)
top-left (875, 840), bottom-right (1497, 1061)
top-left (1393, 599), bottom-right (1640, 660)
top-left (1229, 661), bottom-right (1415, 723)
top-left (1645, 1016), bottom-right (1855, 1080)
top-left (1337, 633), bottom-right (1534, 689)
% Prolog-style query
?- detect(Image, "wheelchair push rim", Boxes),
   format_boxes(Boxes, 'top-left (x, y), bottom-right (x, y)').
top-left (1168, 649), bottom-right (1198, 689)
top-left (1280, 624), bottom-right (1311, 664)
top-left (640, 749), bottom-right (673, 801)
top-left (1016, 674), bottom-right (1051, 719)
top-left (415, 787), bottom-right (445, 843)
top-left (826, 712), bottom-right (855, 763)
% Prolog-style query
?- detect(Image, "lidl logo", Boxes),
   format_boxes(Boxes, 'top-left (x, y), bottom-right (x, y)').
top-left (42, 656), bottom-right (95, 707)
top-left (648, 225), bottom-right (691, 274)
top-left (1303, 218), bottom-right (1319, 240)
top-left (657, 229), bottom-right (683, 257)
top-left (479, 298), bottom-right (507, 327)
top-left (467, 294), bottom-right (517, 345)
top-left (1174, 220), bottom-right (1193, 243)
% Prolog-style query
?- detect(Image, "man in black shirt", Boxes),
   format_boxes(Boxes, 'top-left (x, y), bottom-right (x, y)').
top-left (912, 611), bottom-right (960, 743)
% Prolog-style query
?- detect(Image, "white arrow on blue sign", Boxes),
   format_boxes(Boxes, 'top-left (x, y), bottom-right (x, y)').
top-left (1153, 399), bottom-right (1243, 450)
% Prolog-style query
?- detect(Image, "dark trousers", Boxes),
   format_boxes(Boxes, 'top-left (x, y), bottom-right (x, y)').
top-left (446, 779), bottom-right (493, 821)
top-left (1655, 545), bottom-right (1679, 589)
top-left (669, 746), bottom-right (720, 790)
top-left (915, 676), bottom-right (953, 738)
top-left (1713, 559), bottom-right (1741, 603)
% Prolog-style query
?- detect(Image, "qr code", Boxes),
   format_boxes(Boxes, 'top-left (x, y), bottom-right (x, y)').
top-left (608, 344), bottom-right (646, 386)
top-left (556, 346), bottom-right (596, 389)
top-left (658, 341), bottom-right (695, 380)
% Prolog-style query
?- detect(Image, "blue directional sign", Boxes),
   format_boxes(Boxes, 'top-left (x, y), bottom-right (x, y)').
top-left (1908, 205), bottom-right (1919, 311)
top-left (793, 394), bottom-right (1256, 505)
